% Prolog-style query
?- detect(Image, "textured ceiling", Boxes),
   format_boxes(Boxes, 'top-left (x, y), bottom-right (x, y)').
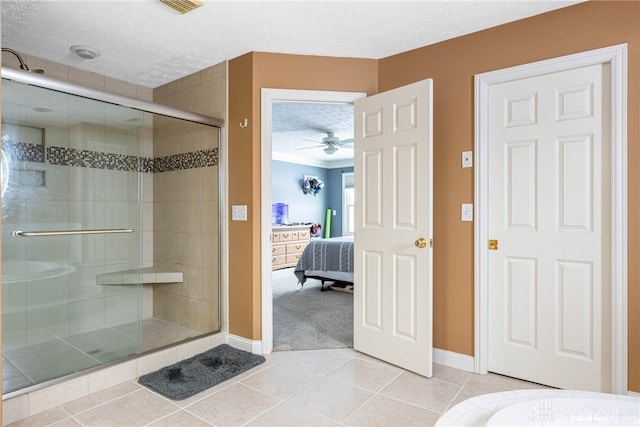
top-left (1, 0), bottom-right (583, 167)
top-left (1, 0), bottom-right (582, 89)
top-left (272, 102), bottom-right (355, 166)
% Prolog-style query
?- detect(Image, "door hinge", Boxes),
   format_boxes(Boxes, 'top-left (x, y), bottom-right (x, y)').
top-left (488, 239), bottom-right (498, 250)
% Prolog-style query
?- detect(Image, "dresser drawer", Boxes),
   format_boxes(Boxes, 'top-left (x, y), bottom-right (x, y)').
top-left (286, 243), bottom-right (307, 255)
top-left (297, 230), bottom-right (310, 240)
top-left (272, 245), bottom-right (286, 256)
top-left (272, 254), bottom-right (286, 266)
top-left (286, 253), bottom-right (302, 264)
top-left (276, 231), bottom-right (294, 242)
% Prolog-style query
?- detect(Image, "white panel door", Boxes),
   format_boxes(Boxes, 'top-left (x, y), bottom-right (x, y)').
top-left (488, 64), bottom-right (610, 391)
top-left (354, 79), bottom-right (433, 376)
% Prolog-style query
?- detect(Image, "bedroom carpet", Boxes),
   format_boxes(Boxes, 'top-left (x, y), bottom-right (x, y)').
top-left (272, 267), bottom-right (353, 351)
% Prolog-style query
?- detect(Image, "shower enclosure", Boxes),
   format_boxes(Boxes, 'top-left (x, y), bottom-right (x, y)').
top-left (1, 67), bottom-right (223, 396)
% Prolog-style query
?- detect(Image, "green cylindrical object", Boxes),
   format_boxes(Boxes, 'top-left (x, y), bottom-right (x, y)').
top-left (324, 208), bottom-right (331, 238)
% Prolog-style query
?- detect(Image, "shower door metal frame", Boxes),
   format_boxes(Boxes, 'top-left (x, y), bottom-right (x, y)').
top-left (2, 67), bottom-right (225, 128)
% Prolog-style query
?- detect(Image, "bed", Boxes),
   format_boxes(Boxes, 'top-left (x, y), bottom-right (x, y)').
top-left (294, 236), bottom-right (354, 290)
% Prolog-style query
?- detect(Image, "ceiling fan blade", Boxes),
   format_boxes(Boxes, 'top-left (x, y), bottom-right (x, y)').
top-left (294, 145), bottom-right (324, 151)
top-left (336, 138), bottom-right (354, 145)
top-left (306, 126), bottom-right (332, 134)
top-left (302, 138), bottom-right (323, 144)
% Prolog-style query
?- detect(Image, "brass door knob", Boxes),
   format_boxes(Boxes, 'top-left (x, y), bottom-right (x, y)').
top-left (415, 237), bottom-right (427, 249)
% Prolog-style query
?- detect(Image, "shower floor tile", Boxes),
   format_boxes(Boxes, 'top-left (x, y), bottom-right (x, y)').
top-left (2, 317), bottom-right (202, 395)
top-left (139, 317), bottom-right (202, 351)
top-left (64, 327), bottom-right (139, 362)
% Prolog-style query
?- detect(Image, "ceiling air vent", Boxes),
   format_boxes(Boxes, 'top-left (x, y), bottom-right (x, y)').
top-left (159, 0), bottom-right (203, 14)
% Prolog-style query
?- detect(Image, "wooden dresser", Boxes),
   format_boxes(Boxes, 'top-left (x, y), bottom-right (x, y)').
top-left (271, 225), bottom-right (311, 270)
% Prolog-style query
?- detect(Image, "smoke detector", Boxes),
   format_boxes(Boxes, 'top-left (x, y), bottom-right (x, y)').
top-left (70, 45), bottom-right (101, 60)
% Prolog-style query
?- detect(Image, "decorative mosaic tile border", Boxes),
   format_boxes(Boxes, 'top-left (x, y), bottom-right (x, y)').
top-left (46, 146), bottom-right (141, 171)
top-left (153, 149), bottom-right (219, 173)
top-left (2, 141), bottom-right (218, 173)
top-left (2, 141), bottom-right (45, 163)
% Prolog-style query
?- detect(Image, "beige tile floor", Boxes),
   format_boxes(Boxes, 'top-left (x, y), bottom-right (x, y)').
top-left (7, 347), bottom-right (548, 426)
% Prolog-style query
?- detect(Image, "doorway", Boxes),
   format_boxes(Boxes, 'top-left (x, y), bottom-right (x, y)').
top-left (260, 89), bottom-right (366, 354)
top-left (474, 44), bottom-right (628, 393)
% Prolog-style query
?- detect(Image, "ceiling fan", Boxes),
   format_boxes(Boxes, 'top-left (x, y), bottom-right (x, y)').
top-left (297, 132), bottom-right (354, 155)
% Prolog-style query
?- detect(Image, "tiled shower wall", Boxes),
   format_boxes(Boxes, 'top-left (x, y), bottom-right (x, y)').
top-left (2, 52), bottom-right (156, 266)
top-left (152, 63), bottom-right (226, 333)
top-left (2, 54), bottom-right (227, 337)
top-left (1, 62), bottom-right (153, 348)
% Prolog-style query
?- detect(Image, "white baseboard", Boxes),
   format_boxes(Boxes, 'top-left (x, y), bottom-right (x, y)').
top-left (226, 334), bottom-right (263, 354)
top-left (210, 332), bottom-right (227, 347)
top-left (221, 340), bottom-right (476, 369)
top-left (628, 390), bottom-right (640, 397)
top-left (433, 348), bottom-right (475, 372)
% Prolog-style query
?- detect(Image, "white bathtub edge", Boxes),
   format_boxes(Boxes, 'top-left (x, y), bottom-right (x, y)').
top-left (436, 389), bottom-right (640, 427)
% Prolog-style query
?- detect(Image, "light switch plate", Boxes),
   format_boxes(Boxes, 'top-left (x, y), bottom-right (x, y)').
top-left (461, 203), bottom-right (473, 221)
top-left (232, 205), bottom-right (247, 221)
top-left (462, 151), bottom-right (473, 168)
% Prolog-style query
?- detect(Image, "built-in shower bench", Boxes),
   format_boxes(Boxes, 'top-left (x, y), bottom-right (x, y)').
top-left (96, 266), bottom-right (183, 285)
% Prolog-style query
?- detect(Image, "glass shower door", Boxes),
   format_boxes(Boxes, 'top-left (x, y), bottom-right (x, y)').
top-left (1, 79), bottom-right (145, 394)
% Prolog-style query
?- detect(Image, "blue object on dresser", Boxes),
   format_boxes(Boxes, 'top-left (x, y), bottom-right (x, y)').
top-left (272, 203), bottom-right (288, 225)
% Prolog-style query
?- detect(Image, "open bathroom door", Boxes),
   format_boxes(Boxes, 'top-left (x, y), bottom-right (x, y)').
top-left (353, 79), bottom-right (433, 377)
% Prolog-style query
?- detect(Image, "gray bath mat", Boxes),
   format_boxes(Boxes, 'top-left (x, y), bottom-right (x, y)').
top-left (138, 344), bottom-right (265, 400)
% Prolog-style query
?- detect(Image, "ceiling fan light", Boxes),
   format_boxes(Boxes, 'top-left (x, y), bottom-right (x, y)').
top-left (324, 145), bottom-right (338, 155)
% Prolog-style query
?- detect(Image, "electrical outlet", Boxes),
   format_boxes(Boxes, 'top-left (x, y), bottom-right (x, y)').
top-left (461, 203), bottom-right (473, 221)
top-left (462, 151), bottom-right (473, 168)
top-left (232, 205), bottom-right (247, 221)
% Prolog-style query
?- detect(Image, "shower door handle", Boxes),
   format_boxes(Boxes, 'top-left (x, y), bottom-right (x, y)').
top-left (12, 228), bottom-right (134, 237)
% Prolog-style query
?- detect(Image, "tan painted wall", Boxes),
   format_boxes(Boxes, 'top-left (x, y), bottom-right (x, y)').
top-left (228, 53), bottom-right (378, 339)
top-left (377, 0), bottom-right (639, 391)
top-left (228, 53), bottom-right (260, 339)
top-left (229, 1), bottom-right (639, 391)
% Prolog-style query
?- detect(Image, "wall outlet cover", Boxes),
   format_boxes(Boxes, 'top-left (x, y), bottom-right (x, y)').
top-left (232, 205), bottom-right (247, 221)
top-left (461, 203), bottom-right (473, 221)
top-left (462, 151), bottom-right (473, 168)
